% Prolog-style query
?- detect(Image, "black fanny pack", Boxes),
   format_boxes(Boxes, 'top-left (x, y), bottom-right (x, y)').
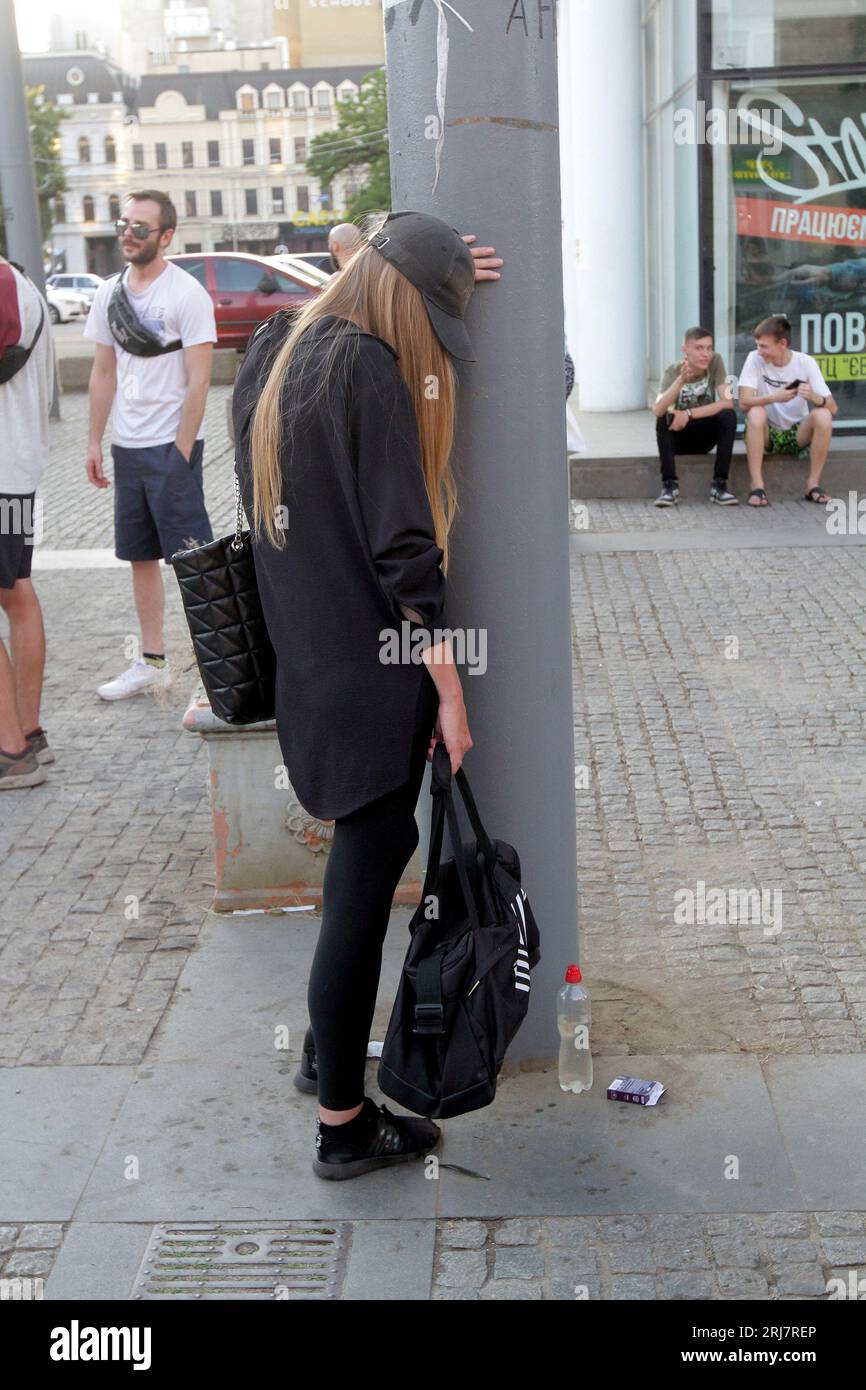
top-left (107, 269), bottom-right (183, 357)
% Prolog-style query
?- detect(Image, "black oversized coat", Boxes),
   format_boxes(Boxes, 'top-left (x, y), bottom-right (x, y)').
top-left (232, 311), bottom-right (445, 820)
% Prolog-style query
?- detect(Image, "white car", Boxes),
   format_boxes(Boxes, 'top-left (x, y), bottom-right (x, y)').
top-left (47, 272), bottom-right (104, 305)
top-left (46, 285), bottom-right (89, 324)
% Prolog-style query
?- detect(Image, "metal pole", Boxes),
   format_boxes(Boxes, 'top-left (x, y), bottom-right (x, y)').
top-left (384, 0), bottom-right (578, 1065)
top-left (0, 0), bottom-right (49, 295)
top-left (0, 0), bottom-right (60, 419)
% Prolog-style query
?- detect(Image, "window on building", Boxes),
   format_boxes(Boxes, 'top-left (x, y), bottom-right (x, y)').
top-left (210, 189), bottom-right (223, 216)
top-left (242, 139), bottom-right (255, 166)
top-left (293, 137), bottom-right (307, 163)
top-left (265, 89), bottom-right (282, 110)
top-left (82, 195), bottom-right (95, 221)
top-left (269, 137), bottom-right (281, 163)
top-left (78, 136), bottom-right (90, 163)
top-left (320, 184), bottom-right (332, 210)
top-left (54, 196), bottom-right (67, 223)
top-left (291, 88), bottom-right (308, 110)
top-left (207, 139), bottom-right (220, 167)
top-left (132, 143), bottom-right (144, 170)
top-left (314, 89), bottom-right (332, 113)
top-left (182, 141), bottom-right (194, 168)
top-left (155, 142), bottom-right (167, 169)
top-left (296, 185), bottom-right (309, 213)
top-left (245, 188), bottom-right (258, 215)
top-left (108, 194), bottom-right (120, 220)
top-left (238, 91), bottom-right (256, 113)
top-left (104, 135), bottom-right (116, 164)
top-left (184, 243), bottom-right (202, 253)
top-left (185, 191), bottom-right (197, 217)
top-left (271, 187), bottom-right (285, 214)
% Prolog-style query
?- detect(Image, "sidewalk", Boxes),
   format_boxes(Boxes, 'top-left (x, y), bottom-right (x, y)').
top-left (2, 396), bottom-right (866, 1300)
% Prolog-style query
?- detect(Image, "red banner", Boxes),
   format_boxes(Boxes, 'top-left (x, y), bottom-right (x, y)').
top-left (736, 195), bottom-right (866, 247)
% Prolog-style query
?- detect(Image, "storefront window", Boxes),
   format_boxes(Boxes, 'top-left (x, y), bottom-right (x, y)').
top-left (711, 0), bottom-right (866, 70)
top-left (711, 75), bottom-right (866, 427)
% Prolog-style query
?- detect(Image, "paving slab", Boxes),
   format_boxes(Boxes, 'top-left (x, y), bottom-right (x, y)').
top-left (0, 1067), bottom-right (135, 1220)
top-left (765, 1056), bottom-right (866, 1209)
top-left (436, 1055), bottom-right (804, 1217)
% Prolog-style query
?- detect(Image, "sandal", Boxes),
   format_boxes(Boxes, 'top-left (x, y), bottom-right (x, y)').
top-left (804, 486), bottom-right (830, 504)
top-left (748, 488), bottom-right (769, 507)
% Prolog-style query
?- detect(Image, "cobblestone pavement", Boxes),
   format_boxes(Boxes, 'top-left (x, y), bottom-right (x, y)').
top-left (432, 1212), bottom-right (866, 1300)
top-left (4, 401), bottom-right (866, 1299)
top-left (0, 568), bottom-right (212, 1068)
top-left (571, 497), bottom-right (839, 533)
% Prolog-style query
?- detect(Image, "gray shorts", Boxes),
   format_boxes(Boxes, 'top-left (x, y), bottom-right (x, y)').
top-left (111, 439), bottom-right (213, 562)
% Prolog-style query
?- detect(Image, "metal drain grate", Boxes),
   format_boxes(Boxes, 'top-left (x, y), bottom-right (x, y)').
top-left (131, 1222), bottom-right (350, 1300)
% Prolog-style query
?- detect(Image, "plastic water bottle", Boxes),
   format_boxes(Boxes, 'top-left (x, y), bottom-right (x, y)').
top-left (558, 964), bottom-right (592, 1092)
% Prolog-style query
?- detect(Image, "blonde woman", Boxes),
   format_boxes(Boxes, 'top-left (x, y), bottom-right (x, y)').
top-left (232, 210), bottom-right (503, 1180)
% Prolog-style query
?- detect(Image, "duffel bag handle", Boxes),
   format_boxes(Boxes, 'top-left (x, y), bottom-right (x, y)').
top-left (430, 742), bottom-right (498, 876)
top-left (425, 741), bottom-right (481, 935)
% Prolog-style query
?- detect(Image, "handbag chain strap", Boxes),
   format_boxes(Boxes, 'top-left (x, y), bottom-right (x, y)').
top-left (232, 465), bottom-right (245, 552)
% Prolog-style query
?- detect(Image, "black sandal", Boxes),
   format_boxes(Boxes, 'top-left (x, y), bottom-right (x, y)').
top-left (804, 486), bottom-right (830, 504)
top-left (748, 488), bottom-right (769, 507)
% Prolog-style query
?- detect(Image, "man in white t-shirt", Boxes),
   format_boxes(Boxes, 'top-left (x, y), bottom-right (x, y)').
top-left (738, 313), bottom-right (836, 508)
top-left (0, 257), bottom-right (54, 788)
top-left (84, 190), bottom-right (217, 700)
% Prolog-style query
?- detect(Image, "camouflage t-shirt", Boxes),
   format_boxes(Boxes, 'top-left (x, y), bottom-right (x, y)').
top-left (658, 352), bottom-right (728, 410)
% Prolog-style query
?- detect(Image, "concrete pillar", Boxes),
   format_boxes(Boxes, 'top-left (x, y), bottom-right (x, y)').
top-left (384, 0), bottom-right (578, 1065)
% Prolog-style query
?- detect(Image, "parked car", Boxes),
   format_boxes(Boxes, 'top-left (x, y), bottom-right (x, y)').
top-left (47, 272), bottom-right (104, 305)
top-left (45, 285), bottom-right (89, 324)
top-left (283, 251), bottom-right (337, 275)
top-left (168, 252), bottom-right (324, 350)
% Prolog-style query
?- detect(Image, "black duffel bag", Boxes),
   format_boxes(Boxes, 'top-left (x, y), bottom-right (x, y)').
top-left (378, 742), bottom-right (541, 1119)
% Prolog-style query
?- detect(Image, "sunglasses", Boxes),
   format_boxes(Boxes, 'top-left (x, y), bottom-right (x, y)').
top-left (115, 219), bottom-right (163, 240)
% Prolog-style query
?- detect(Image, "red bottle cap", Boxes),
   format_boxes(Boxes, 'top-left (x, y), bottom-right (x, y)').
top-left (565, 964), bottom-right (583, 983)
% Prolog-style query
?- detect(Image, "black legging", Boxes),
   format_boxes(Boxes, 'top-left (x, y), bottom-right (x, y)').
top-left (306, 677), bottom-right (439, 1111)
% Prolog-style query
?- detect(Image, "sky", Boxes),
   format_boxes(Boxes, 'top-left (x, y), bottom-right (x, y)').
top-left (15, 0), bottom-right (58, 53)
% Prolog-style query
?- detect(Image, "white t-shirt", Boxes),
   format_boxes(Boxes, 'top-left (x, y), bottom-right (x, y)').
top-left (0, 264), bottom-right (55, 493)
top-left (738, 349), bottom-right (830, 429)
top-left (84, 261), bottom-right (217, 447)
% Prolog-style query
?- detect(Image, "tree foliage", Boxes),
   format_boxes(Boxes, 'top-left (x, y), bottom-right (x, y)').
top-left (306, 67), bottom-right (391, 222)
top-left (0, 86), bottom-right (68, 258)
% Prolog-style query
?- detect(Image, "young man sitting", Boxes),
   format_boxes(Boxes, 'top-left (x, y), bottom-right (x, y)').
top-left (652, 327), bottom-right (737, 507)
top-left (738, 314), bottom-right (836, 508)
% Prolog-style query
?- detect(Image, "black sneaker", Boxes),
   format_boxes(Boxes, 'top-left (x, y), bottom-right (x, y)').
top-left (654, 484), bottom-right (679, 507)
top-left (313, 1096), bottom-right (442, 1181)
top-left (710, 483), bottom-right (739, 505)
top-left (293, 1026), bottom-right (318, 1095)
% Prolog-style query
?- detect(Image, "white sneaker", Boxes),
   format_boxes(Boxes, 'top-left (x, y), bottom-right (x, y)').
top-left (96, 659), bottom-right (172, 702)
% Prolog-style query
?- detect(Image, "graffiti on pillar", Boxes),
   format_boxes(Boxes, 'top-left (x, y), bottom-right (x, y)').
top-left (505, 0), bottom-right (557, 38)
top-left (384, 0), bottom-right (474, 195)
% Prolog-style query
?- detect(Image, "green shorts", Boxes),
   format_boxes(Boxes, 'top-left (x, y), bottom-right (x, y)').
top-left (766, 423), bottom-right (810, 459)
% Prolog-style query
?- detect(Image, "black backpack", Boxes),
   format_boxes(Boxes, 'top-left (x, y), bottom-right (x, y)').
top-left (378, 742), bottom-right (541, 1119)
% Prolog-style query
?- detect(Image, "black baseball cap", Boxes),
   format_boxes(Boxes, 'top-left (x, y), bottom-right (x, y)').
top-left (365, 210), bottom-right (477, 362)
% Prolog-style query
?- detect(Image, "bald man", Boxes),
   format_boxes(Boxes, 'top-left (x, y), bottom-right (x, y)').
top-left (328, 223), bottom-right (362, 271)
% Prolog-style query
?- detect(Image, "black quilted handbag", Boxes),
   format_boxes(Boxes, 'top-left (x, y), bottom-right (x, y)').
top-left (170, 469), bottom-right (276, 724)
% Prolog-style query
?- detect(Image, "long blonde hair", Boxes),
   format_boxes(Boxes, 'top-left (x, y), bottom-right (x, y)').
top-left (250, 211), bottom-right (459, 570)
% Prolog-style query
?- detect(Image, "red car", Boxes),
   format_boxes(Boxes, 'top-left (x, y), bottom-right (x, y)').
top-left (169, 251), bottom-right (326, 350)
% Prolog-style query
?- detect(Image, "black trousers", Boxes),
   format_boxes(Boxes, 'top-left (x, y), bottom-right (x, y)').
top-left (655, 410), bottom-right (737, 485)
top-left (306, 677), bottom-right (439, 1111)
